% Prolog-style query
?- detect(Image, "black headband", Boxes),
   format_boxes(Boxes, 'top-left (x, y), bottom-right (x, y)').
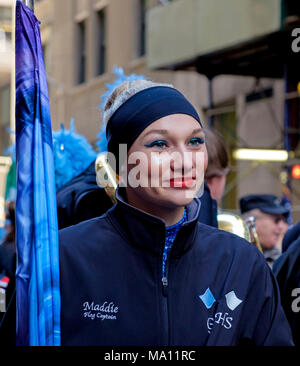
top-left (106, 86), bottom-right (202, 171)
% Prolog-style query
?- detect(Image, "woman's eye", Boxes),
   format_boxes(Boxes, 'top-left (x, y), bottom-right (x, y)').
top-left (189, 137), bottom-right (205, 146)
top-left (145, 140), bottom-right (168, 149)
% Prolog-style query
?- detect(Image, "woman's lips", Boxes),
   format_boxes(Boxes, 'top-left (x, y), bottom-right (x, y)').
top-left (169, 178), bottom-right (195, 188)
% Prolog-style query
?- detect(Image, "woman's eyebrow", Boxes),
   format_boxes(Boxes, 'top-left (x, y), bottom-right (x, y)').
top-left (143, 129), bottom-right (168, 138)
top-left (191, 128), bottom-right (203, 134)
top-left (143, 127), bottom-right (203, 138)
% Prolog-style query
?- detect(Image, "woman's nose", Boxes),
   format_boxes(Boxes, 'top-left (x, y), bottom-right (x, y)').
top-left (169, 148), bottom-right (193, 175)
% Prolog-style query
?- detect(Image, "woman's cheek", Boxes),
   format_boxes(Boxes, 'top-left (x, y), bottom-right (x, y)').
top-left (148, 153), bottom-right (163, 187)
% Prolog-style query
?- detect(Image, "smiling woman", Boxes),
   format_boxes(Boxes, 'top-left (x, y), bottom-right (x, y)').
top-left (58, 79), bottom-right (294, 346)
top-left (125, 114), bottom-right (207, 226)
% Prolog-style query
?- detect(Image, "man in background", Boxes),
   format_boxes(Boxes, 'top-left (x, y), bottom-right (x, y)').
top-left (240, 194), bottom-right (289, 269)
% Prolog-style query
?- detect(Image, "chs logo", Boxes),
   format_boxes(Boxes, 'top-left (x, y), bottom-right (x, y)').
top-left (199, 288), bottom-right (243, 333)
top-left (199, 288), bottom-right (242, 311)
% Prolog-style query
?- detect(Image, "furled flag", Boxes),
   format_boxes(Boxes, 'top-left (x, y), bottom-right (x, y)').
top-left (15, 0), bottom-right (60, 346)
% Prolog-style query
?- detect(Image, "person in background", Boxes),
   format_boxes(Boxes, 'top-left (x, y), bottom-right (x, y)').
top-left (0, 201), bottom-right (16, 345)
top-left (197, 127), bottom-right (230, 228)
top-left (204, 127), bottom-right (230, 205)
top-left (0, 202), bottom-right (16, 279)
top-left (240, 194), bottom-right (289, 269)
top-left (273, 222), bottom-right (300, 345)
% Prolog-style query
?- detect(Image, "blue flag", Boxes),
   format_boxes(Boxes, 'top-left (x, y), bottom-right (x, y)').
top-left (15, 0), bottom-right (61, 346)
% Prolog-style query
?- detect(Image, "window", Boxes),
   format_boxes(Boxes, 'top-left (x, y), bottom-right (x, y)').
top-left (0, 7), bottom-right (11, 23)
top-left (77, 20), bottom-right (86, 84)
top-left (0, 5), bottom-right (12, 44)
top-left (96, 9), bottom-right (106, 76)
top-left (1, 85), bottom-right (10, 127)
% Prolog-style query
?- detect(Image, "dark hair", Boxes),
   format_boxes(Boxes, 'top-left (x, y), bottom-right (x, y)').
top-left (204, 127), bottom-right (229, 179)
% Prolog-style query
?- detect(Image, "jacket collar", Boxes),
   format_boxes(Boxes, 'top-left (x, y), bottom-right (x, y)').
top-left (107, 186), bottom-right (201, 257)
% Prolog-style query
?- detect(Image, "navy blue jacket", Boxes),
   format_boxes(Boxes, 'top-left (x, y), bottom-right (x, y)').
top-left (198, 183), bottom-right (218, 228)
top-left (56, 162), bottom-right (113, 230)
top-left (273, 233), bottom-right (300, 345)
top-left (59, 187), bottom-right (293, 346)
top-left (281, 222), bottom-right (300, 253)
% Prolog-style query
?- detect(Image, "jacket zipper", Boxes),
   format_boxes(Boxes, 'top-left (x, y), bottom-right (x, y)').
top-left (161, 252), bottom-right (170, 345)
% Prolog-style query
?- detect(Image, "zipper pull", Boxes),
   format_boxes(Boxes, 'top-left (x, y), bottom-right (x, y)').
top-left (162, 276), bottom-right (168, 296)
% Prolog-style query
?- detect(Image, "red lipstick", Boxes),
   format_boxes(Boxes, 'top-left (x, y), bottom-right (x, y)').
top-left (169, 178), bottom-right (195, 188)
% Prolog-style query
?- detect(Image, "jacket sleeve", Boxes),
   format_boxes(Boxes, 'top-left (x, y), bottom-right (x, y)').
top-left (246, 253), bottom-right (294, 346)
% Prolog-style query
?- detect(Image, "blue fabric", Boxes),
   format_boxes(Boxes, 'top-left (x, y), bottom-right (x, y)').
top-left (162, 208), bottom-right (187, 277)
top-left (106, 86), bottom-right (202, 171)
top-left (15, 0), bottom-right (61, 346)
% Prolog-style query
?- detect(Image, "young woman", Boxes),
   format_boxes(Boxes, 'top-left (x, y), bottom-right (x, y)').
top-left (59, 80), bottom-right (293, 346)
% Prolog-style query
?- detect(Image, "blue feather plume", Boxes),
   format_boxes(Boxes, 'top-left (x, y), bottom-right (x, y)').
top-left (52, 119), bottom-right (97, 190)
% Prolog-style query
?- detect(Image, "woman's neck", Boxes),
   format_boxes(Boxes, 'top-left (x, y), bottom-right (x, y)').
top-left (125, 188), bottom-right (185, 226)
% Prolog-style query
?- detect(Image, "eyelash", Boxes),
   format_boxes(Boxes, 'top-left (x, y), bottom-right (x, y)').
top-left (145, 137), bottom-right (205, 149)
top-left (189, 137), bottom-right (205, 146)
top-left (145, 140), bottom-right (168, 149)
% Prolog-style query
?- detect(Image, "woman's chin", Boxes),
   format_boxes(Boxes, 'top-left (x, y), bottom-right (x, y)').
top-left (158, 187), bottom-right (197, 207)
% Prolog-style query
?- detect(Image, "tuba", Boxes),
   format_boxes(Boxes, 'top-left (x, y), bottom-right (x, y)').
top-left (217, 211), bottom-right (263, 252)
top-left (217, 211), bottom-right (251, 242)
top-left (96, 153), bottom-right (262, 252)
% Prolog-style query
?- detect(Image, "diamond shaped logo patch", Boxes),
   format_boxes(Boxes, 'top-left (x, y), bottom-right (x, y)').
top-left (199, 288), bottom-right (216, 309)
top-left (225, 291), bottom-right (243, 311)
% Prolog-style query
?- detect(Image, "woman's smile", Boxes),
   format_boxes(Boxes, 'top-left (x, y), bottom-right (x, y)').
top-left (168, 177), bottom-right (196, 188)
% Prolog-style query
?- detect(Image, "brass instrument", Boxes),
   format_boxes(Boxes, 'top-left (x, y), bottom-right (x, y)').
top-left (217, 211), bottom-right (251, 242)
top-left (95, 152), bottom-right (119, 204)
top-left (95, 153), bottom-right (261, 251)
top-left (244, 216), bottom-right (263, 253)
top-left (218, 211), bottom-right (263, 252)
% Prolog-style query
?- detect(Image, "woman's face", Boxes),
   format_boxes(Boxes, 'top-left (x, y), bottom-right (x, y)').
top-left (124, 114), bottom-right (208, 210)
